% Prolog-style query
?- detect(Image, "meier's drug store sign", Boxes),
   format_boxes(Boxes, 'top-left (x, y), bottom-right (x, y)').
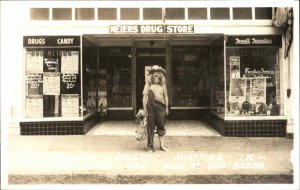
top-left (110, 25), bottom-right (194, 34)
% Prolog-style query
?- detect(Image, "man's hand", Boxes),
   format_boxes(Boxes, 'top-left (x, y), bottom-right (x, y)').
top-left (166, 108), bottom-right (169, 116)
top-left (144, 109), bottom-right (148, 117)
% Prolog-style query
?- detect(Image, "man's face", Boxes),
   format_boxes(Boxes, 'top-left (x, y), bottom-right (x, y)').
top-left (153, 72), bottom-right (161, 84)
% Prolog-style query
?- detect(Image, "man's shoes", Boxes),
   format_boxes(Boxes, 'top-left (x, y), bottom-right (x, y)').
top-left (160, 146), bottom-right (169, 152)
top-left (147, 148), bottom-right (154, 153)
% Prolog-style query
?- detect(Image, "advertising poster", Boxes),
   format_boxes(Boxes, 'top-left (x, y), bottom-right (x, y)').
top-left (61, 73), bottom-right (79, 94)
top-left (229, 56), bottom-right (240, 78)
top-left (25, 95), bottom-right (43, 117)
top-left (61, 51), bottom-right (79, 74)
top-left (26, 51), bottom-right (43, 73)
top-left (229, 78), bottom-right (246, 114)
top-left (229, 78), bottom-right (246, 101)
top-left (44, 57), bottom-right (59, 72)
top-left (61, 94), bottom-right (79, 117)
top-left (26, 73), bottom-right (43, 95)
top-left (250, 78), bottom-right (266, 104)
top-left (43, 72), bottom-right (60, 95)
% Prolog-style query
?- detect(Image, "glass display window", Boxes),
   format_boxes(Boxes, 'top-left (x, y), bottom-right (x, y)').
top-left (226, 47), bottom-right (281, 116)
top-left (82, 46), bottom-right (98, 116)
top-left (24, 36), bottom-right (81, 118)
top-left (171, 46), bottom-right (210, 107)
top-left (210, 37), bottom-right (225, 114)
top-left (99, 47), bottom-right (132, 108)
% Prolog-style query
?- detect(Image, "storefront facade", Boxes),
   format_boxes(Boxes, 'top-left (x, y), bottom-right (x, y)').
top-left (13, 2), bottom-right (294, 137)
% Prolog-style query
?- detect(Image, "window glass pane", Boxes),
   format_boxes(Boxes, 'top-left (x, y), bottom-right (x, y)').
top-left (75, 8), bottom-right (95, 20)
top-left (52, 8), bottom-right (72, 20)
top-left (98, 8), bottom-right (117, 20)
top-left (25, 47), bottom-right (81, 118)
top-left (211, 37), bottom-right (225, 114)
top-left (166, 8), bottom-right (185, 20)
top-left (188, 8), bottom-right (207, 20)
top-left (210, 8), bottom-right (230, 20)
top-left (172, 46), bottom-right (210, 107)
top-left (226, 48), bottom-right (281, 116)
top-left (83, 46), bottom-right (98, 115)
top-left (233, 8), bottom-right (252, 20)
top-left (99, 47), bottom-right (132, 107)
top-left (30, 8), bottom-right (49, 20)
top-left (143, 8), bottom-right (162, 20)
top-left (255, 7), bottom-right (272, 19)
top-left (120, 8), bottom-right (140, 20)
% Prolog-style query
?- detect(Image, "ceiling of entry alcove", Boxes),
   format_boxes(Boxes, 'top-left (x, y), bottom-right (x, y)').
top-left (82, 34), bottom-right (223, 47)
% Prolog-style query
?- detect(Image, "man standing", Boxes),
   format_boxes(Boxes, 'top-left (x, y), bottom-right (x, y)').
top-left (142, 65), bottom-right (169, 153)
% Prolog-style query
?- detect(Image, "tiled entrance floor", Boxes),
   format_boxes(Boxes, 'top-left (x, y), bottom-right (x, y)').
top-left (87, 120), bottom-right (221, 136)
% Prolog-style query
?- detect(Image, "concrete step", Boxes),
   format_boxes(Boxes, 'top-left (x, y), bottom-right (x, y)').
top-left (87, 120), bottom-right (221, 136)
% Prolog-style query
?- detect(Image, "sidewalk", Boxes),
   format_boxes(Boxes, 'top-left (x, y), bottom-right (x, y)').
top-left (8, 133), bottom-right (293, 184)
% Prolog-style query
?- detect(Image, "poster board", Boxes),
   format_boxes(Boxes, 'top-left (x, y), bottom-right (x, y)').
top-left (44, 57), bottom-right (59, 72)
top-left (26, 73), bottom-right (43, 95)
top-left (43, 72), bottom-right (60, 95)
top-left (26, 51), bottom-right (43, 73)
top-left (25, 95), bottom-right (43, 117)
top-left (229, 56), bottom-right (240, 78)
top-left (61, 94), bottom-right (79, 117)
top-left (229, 78), bottom-right (247, 114)
top-left (229, 78), bottom-right (247, 102)
top-left (250, 78), bottom-right (267, 104)
top-left (61, 51), bottom-right (79, 74)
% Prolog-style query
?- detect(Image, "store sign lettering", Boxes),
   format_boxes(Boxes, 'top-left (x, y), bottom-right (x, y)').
top-left (235, 38), bottom-right (250, 45)
top-left (252, 38), bottom-right (272, 45)
top-left (24, 36), bottom-right (80, 47)
top-left (109, 25), bottom-right (194, 34)
top-left (245, 68), bottom-right (275, 75)
top-left (57, 38), bottom-right (74, 45)
top-left (227, 35), bottom-right (282, 47)
top-left (27, 38), bottom-right (46, 45)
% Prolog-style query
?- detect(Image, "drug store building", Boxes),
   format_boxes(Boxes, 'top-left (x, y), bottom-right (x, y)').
top-left (19, 4), bottom-right (294, 137)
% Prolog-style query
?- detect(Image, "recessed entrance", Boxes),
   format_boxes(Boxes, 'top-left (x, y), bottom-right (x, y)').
top-left (82, 34), bottom-right (223, 122)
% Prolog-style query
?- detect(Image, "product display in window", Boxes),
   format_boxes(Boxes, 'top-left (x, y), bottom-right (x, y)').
top-left (172, 46), bottom-right (210, 107)
top-left (82, 46), bottom-right (98, 116)
top-left (101, 47), bottom-right (132, 108)
top-left (226, 48), bottom-right (281, 116)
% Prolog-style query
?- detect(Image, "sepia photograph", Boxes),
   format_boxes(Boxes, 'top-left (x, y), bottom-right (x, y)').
top-left (0, 1), bottom-right (299, 190)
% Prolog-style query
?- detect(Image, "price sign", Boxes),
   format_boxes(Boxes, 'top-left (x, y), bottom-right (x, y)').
top-left (61, 94), bottom-right (79, 117)
top-left (43, 72), bottom-right (60, 95)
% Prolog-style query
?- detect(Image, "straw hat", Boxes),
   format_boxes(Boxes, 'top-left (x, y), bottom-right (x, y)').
top-left (149, 65), bottom-right (166, 76)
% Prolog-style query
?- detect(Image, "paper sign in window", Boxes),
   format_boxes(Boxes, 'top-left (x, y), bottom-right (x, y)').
top-left (25, 95), bottom-right (43, 117)
top-left (26, 51), bottom-right (43, 73)
top-left (43, 72), bottom-right (60, 95)
top-left (61, 51), bottom-right (79, 74)
top-left (61, 94), bottom-right (79, 117)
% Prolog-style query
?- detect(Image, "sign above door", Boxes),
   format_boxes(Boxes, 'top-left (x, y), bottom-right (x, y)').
top-left (109, 25), bottom-right (194, 34)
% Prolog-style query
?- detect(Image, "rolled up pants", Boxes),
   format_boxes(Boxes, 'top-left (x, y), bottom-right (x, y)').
top-left (147, 89), bottom-right (167, 149)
